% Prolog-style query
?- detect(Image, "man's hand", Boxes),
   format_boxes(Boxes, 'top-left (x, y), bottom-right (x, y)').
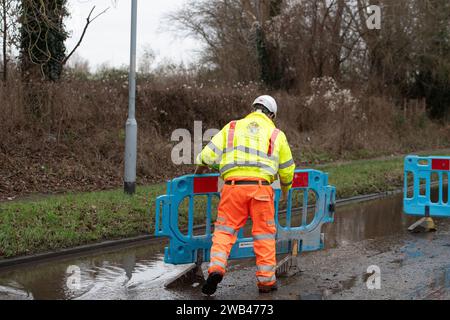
top-left (195, 165), bottom-right (210, 175)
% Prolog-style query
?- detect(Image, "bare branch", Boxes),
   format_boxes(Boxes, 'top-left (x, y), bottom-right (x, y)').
top-left (62, 6), bottom-right (109, 65)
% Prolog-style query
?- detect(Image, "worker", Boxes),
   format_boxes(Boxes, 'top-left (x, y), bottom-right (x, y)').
top-left (195, 95), bottom-right (296, 295)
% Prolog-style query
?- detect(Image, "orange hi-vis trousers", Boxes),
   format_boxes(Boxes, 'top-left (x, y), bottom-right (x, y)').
top-left (208, 177), bottom-right (277, 289)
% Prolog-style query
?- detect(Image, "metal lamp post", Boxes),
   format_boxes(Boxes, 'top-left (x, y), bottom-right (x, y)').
top-left (124, 0), bottom-right (138, 194)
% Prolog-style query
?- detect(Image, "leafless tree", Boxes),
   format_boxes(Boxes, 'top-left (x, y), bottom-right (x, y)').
top-left (167, 0), bottom-right (365, 89)
top-left (19, 1), bottom-right (108, 82)
top-left (0, 0), bottom-right (19, 81)
top-left (138, 44), bottom-right (156, 75)
top-left (63, 6), bottom-right (109, 66)
top-left (165, 0), bottom-right (261, 83)
top-left (114, 0), bottom-right (450, 118)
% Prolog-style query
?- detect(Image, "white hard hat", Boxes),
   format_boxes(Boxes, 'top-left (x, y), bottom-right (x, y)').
top-left (252, 95), bottom-right (278, 117)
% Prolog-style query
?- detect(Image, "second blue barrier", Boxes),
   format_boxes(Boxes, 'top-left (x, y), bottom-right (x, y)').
top-left (404, 155), bottom-right (450, 218)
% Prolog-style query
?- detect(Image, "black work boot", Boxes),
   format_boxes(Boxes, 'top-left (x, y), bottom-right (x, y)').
top-left (202, 272), bottom-right (223, 296)
top-left (258, 283), bottom-right (278, 294)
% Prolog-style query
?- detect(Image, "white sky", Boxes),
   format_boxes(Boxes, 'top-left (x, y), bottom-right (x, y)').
top-left (66, 0), bottom-right (202, 70)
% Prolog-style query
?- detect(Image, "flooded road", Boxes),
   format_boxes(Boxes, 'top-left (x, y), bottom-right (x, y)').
top-left (1, 192), bottom-right (449, 300)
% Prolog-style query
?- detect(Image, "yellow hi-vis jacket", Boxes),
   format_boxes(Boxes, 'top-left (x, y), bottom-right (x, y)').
top-left (197, 111), bottom-right (296, 192)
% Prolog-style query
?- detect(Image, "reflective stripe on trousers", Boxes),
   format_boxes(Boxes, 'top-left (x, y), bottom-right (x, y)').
top-left (208, 225), bottom-right (237, 275)
top-left (257, 275), bottom-right (276, 284)
top-left (253, 233), bottom-right (277, 287)
top-left (209, 259), bottom-right (227, 272)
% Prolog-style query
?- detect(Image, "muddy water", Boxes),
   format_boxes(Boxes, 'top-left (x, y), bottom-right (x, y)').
top-left (0, 192), bottom-right (448, 300)
top-left (324, 195), bottom-right (416, 248)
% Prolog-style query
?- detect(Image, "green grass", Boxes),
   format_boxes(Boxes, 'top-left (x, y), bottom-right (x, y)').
top-left (317, 149), bottom-right (450, 198)
top-left (318, 158), bottom-right (403, 198)
top-left (0, 185), bottom-right (163, 258)
top-left (1, 150), bottom-right (449, 259)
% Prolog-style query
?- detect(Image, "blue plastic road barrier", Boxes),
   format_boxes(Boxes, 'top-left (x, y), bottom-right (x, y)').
top-left (404, 155), bottom-right (450, 218)
top-left (155, 170), bottom-right (336, 265)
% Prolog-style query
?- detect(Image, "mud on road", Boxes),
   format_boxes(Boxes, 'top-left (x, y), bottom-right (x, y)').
top-left (0, 193), bottom-right (449, 300)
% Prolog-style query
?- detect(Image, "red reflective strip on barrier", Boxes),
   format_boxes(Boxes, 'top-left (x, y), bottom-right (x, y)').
top-left (194, 176), bottom-right (219, 194)
top-left (432, 159), bottom-right (450, 171)
top-left (228, 121), bottom-right (237, 148)
top-left (292, 172), bottom-right (309, 188)
top-left (268, 129), bottom-right (280, 157)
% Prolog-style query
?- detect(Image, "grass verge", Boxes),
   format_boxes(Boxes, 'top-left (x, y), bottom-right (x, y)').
top-left (0, 185), bottom-right (164, 258)
top-left (1, 150), bottom-right (449, 259)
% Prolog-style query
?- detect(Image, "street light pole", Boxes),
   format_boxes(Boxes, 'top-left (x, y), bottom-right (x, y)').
top-left (124, 0), bottom-right (138, 195)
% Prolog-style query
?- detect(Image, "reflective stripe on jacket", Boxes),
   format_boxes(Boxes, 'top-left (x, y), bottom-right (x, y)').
top-left (197, 111), bottom-right (296, 191)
